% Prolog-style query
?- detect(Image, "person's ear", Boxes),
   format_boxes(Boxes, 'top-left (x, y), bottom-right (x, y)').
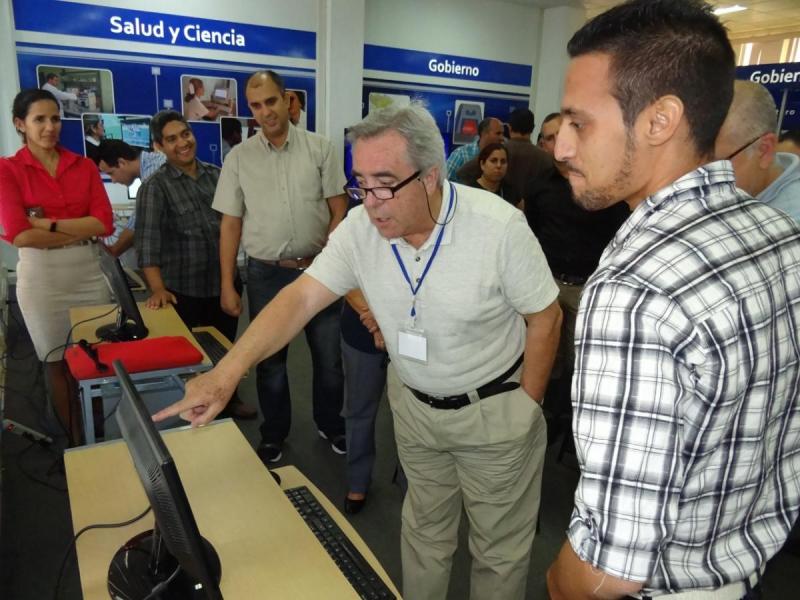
top-left (13, 117), bottom-right (25, 135)
top-left (641, 95), bottom-right (684, 147)
top-left (421, 166), bottom-right (440, 193)
top-left (756, 132), bottom-right (778, 168)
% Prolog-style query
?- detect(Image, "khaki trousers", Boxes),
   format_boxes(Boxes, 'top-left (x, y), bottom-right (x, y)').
top-left (387, 365), bottom-right (547, 600)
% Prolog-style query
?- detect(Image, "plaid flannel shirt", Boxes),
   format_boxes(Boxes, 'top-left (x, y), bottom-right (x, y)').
top-left (568, 160), bottom-right (800, 594)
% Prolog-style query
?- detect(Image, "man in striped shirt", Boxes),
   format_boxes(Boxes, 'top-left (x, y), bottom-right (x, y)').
top-left (546, 1), bottom-right (800, 599)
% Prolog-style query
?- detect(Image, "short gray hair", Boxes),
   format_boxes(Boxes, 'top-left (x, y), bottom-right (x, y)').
top-left (347, 102), bottom-right (446, 185)
top-left (725, 80), bottom-right (778, 152)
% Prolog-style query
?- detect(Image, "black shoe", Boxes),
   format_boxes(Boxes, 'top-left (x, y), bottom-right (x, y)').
top-left (318, 430), bottom-right (346, 455)
top-left (256, 443), bottom-right (282, 464)
top-left (344, 494), bottom-right (367, 515)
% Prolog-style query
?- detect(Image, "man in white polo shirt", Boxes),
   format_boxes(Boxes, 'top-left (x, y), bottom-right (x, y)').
top-left (212, 70), bottom-right (348, 462)
top-left (156, 103), bottom-right (561, 600)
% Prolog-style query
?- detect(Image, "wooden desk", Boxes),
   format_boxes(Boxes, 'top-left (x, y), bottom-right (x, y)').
top-left (68, 303), bottom-right (212, 443)
top-left (64, 420), bottom-right (401, 599)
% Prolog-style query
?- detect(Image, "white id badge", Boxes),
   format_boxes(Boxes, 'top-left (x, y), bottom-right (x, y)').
top-left (398, 328), bottom-right (428, 363)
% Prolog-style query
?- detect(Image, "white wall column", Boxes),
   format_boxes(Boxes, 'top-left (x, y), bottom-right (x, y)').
top-left (0, 0), bottom-right (20, 156)
top-left (317, 0), bottom-right (365, 171)
top-left (532, 5), bottom-right (585, 127)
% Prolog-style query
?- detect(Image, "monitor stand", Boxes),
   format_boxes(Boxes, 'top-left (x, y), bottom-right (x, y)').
top-left (95, 309), bottom-right (148, 342)
top-left (107, 528), bottom-right (221, 599)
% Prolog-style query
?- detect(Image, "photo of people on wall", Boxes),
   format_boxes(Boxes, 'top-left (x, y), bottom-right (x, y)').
top-left (181, 74), bottom-right (237, 122)
top-left (37, 65), bottom-right (115, 118)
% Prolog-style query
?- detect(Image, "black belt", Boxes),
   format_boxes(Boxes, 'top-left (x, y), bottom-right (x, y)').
top-left (554, 272), bottom-right (587, 286)
top-left (409, 354), bottom-right (524, 410)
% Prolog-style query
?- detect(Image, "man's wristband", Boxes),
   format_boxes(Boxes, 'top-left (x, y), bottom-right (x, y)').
top-left (49, 220), bottom-right (57, 233)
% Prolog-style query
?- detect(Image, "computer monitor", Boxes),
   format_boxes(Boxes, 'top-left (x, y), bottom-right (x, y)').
top-left (213, 88), bottom-right (228, 101)
top-left (108, 361), bottom-right (223, 599)
top-left (96, 244), bottom-right (149, 342)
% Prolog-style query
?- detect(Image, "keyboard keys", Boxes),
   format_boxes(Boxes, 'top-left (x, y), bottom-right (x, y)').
top-left (284, 486), bottom-right (396, 599)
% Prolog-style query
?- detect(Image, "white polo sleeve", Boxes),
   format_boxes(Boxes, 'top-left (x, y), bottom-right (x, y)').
top-left (499, 210), bottom-right (559, 314)
top-left (304, 211), bottom-right (360, 295)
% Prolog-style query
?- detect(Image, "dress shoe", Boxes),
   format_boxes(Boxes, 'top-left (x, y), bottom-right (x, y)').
top-left (344, 493), bottom-right (367, 515)
top-left (220, 398), bottom-right (257, 420)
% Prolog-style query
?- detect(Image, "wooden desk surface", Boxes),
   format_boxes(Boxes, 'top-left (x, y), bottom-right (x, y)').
top-left (64, 420), bottom-right (400, 599)
top-left (69, 302), bottom-right (211, 364)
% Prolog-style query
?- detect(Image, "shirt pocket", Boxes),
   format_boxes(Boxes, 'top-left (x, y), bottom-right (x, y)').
top-left (172, 199), bottom-right (208, 238)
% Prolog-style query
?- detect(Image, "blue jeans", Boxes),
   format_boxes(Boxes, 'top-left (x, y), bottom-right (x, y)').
top-left (246, 259), bottom-right (344, 444)
top-left (341, 338), bottom-right (388, 494)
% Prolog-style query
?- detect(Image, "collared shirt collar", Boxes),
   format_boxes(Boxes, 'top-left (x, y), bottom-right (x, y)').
top-left (18, 144), bottom-right (80, 176)
top-left (258, 122), bottom-right (295, 152)
top-left (610, 160), bottom-right (736, 251)
top-left (391, 180), bottom-right (456, 251)
top-left (163, 158), bottom-right (213, 179)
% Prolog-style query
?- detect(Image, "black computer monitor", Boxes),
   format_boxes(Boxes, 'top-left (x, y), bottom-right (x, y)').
top-left (96, 244), bottom-right (149, 342)
top-left (109, 360), bottom-right (223, 599)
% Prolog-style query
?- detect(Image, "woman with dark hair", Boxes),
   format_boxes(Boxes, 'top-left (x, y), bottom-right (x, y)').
top-left (83, 114), bottom-right (105, 164)
top-left (183, 77), bottom-right (218, 121)
top-left (467, 142), bottom-right (518, 206)
top-left (0, 88), bottom-right (114, 445)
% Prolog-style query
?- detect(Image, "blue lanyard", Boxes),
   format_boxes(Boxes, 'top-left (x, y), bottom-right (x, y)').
top-left (391, 184), bottom-right (456, 318)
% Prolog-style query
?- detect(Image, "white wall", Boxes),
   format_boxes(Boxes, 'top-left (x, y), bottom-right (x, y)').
top-left (365, 0), bottom-right (540, 66)
top-left (533, 5), bottom-right (585, 129)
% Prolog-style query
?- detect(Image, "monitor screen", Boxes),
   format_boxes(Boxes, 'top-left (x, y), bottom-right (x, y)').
top-left (213, 88), bottom-right (228, 101)
top-left (96, 244), bottom-right (149, 342)
top-left (109, 361), bottom-right (222, 599)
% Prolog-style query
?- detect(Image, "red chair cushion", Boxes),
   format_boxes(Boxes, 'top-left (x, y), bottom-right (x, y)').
top-left (65, 336), bottom-right (203, 380)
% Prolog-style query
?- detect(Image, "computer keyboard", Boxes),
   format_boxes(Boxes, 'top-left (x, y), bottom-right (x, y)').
top-left (284, 486), bottom-right (396, 600)
top-left (192, 331), bottom-right (229, 365)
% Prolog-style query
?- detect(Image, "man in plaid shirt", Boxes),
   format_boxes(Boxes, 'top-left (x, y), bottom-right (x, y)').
top-left (546, 1), bottom-right (800, 599)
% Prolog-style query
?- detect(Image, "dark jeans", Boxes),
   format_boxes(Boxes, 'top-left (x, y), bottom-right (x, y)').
top-left (169, 280), bottom-right (241, 342)
top-left (341, 338), bottom-right (387, 494)
top-left (246, 259), bottom-right (344, 444)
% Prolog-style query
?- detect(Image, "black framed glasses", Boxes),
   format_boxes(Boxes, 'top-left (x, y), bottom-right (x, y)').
top-left (726, 133), bottom-right (767, 160)
top-left (344, 170), bottom-right (421, 202)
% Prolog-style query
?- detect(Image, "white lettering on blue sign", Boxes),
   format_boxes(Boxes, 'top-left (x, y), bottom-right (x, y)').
top-left (427, 58), bottom-right (480, 78)
top-left (109, 16), bottom-right (245, 48)
top-left (749, 68), bottom-right (800, 85)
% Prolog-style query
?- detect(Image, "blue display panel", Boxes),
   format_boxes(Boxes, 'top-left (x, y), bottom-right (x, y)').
top-left (17, 45), bottom-right (316, 166)
top-left (736, 63), bottom-right (800, 130)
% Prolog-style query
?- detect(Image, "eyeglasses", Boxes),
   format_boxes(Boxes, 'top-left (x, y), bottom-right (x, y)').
top-left (344, 170), bottom-right (421, 202)
top-left (726, 133), bottom-right (767, 160)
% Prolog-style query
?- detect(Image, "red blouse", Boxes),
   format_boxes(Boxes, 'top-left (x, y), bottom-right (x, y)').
top-left (0, 145), bottom-right (114, 243)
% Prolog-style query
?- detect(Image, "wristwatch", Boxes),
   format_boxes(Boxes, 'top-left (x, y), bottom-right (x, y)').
top-left (49, 220), bottom-right (57, 233)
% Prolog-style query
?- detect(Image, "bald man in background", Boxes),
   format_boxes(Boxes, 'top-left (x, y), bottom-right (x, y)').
top-left (716, 80), bottom-right (800, 222)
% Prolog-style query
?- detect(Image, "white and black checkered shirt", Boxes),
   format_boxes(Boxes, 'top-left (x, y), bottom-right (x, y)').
top-left (567, 161), bottom-right (800, 594)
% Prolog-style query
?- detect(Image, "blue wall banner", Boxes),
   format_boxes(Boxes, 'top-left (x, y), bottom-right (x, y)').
top-left (737, 63), bottom-right (800, 90)
top-left (13, 0), bottom-right (316, 59)
top-left (364, 44), bottom-right (532, 88)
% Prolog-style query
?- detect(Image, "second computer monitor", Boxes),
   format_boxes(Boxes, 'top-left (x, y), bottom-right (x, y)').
top-left (96, 244), bottom-right (149, 342)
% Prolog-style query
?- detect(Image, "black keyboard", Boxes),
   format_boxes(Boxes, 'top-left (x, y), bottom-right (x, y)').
top-left (192, 331), bottom-right (229, 365)
top-left (284, 486), bottom-right (396, 599)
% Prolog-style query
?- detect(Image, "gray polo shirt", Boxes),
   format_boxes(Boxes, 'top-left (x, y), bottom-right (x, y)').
top-left (212, 124), bottom-right (345, 260)
top-left (306, 182), bottom-right (558, 395)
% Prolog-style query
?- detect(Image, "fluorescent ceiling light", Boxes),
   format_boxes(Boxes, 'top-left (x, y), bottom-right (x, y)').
top-left (713, 5), bottom-right (748, 15)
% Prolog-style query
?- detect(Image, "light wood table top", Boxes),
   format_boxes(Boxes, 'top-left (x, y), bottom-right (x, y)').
top-left (64, 420), bottom-right (400, 599)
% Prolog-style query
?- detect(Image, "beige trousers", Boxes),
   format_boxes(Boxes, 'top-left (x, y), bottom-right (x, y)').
top-left (387, 364), bottom-right (547, 600)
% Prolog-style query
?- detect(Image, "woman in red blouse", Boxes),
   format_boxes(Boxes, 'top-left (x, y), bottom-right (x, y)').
top-left (0, 89), bottom-right (114, 445)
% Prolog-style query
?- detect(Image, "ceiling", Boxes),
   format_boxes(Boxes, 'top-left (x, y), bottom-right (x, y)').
top-left (507, 0), bottom-right (800, 41)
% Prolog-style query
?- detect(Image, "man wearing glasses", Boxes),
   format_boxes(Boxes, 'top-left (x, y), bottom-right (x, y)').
top-left (212, 70), bottom-right (348, 463)
top-left (156, 103), bottom-right (562, 600)
top-left (716, 80), bottom-right (800, 223)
